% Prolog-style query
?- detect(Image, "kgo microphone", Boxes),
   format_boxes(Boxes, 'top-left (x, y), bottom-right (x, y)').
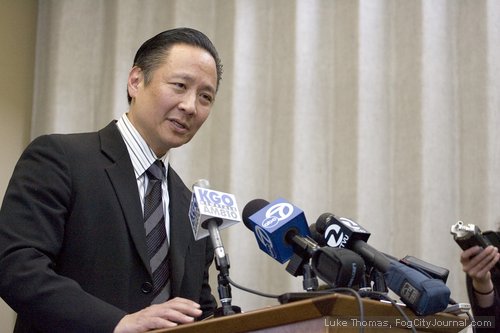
top-left (314, 213), bottom-right (451, 316)
top-left (188, 179), bottom-right (242, 316)
top-left (188, 179), bottom-right (241, 273)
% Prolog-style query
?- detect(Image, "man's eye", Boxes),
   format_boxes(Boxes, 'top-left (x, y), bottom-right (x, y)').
top-left (172, 82), bottom-right (186, 89)
top-left (201, 93), bottom-right (213, 104)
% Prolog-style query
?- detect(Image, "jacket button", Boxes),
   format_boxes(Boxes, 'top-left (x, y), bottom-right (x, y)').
top-left (141, 282), bottom-right (153, 294)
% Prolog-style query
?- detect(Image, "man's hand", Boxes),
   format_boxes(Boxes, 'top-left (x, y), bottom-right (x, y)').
top-left (114, 297), bottom-right (203, 333)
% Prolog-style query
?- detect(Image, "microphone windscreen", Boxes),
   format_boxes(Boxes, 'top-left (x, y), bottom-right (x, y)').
top-left (315, 213), bottom-right (335, 234)
top-left (312, 247), bottom-right (365, 288)
top-left (242, 199), bottom-right (269, 231)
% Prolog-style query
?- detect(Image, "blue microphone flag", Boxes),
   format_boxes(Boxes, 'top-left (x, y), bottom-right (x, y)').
top-left (246, 198), bottom-right (311, 264)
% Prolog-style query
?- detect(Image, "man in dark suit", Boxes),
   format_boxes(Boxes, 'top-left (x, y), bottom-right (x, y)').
top-left (0, 27), bottom-right (222, 332)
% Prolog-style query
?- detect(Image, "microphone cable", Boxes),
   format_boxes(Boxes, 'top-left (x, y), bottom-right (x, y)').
top-left (226, 275), bottom-right (280, 299)
top-left (227, 277), bottom-right (367, 333)
top-left (328, 287), bottom-right (365, 333)
top-left (464, 311), bottom-right (476, 333)
top-left (358, 289), bottom-right (417, 333)
top-left (448, 297), bottom-right (476, 333)
top-left (228, 277), bottom-right (421, 333)
top-left (227, 273), bottom-right (469, 332)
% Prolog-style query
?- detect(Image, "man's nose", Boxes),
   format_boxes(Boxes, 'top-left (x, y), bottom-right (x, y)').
top-left (179, 91), bottom-right (196, 114)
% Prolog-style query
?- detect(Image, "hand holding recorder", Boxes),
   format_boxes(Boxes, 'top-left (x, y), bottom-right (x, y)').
top-left (451, 221), bottom-right (499, 308)
top-left (451, 221), bottom-right (500, 271)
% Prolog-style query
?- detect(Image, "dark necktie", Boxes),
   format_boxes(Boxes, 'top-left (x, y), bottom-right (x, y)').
top-left (144, 160), bottom-right (170, 303)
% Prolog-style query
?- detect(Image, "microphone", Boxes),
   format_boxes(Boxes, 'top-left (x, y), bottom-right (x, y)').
top-left (189, 179), bottom-right (240, 239)
top-left (188, 179), bottom-right (241, 316)
top-left (241, 198), bottom-right (316, 264)
top-left (188, 179), bottom-right (240, 272)
top-left (314, 213), bottom-right (451, 316)
top-left (242, 199), bottom-right (365, 289)
top-left (311, 247), bottom-right (366, 289)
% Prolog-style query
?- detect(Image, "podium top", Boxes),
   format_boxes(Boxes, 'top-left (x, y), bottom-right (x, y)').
top-left (149, 293), bottom-right (469, 333)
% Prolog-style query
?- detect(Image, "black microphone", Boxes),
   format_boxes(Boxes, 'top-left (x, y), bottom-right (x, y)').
top-left (311, 247), bottom-right (366, 289)
top-left (314, 213), bottom-right (451, 316)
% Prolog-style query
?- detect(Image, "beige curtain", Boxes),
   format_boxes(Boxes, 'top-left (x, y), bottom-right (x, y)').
top-left (31, 0), bottom-right (500, 315)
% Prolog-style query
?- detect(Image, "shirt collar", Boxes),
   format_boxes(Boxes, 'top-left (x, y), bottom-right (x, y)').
top-left (116, 113), bottom-right (170, 179)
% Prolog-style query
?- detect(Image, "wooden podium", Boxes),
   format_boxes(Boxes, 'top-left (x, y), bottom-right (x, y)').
top-left (150, 294), bottom-right (470, 333)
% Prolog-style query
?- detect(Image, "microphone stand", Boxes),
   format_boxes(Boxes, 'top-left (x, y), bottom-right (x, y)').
top-left (204, 219), bottom-right (241, 317)
top-left (357, 265), bottom-right (389, 301)
top-left (370, 267), bottom-right (388, 293)
top-left (285, 233), bottom-right (322, 291)
top-left (286, 253), bottom-right (319, 291)
top-left (278, 252), bottom-right (334, 305)
top-left (214, 256), bottom-right (241, 316)
top-left (278, 237), bottom-right (334, 304)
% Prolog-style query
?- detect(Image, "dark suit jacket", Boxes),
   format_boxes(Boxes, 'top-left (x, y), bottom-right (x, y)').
top-left (0, 121), bottom-right (216, 332)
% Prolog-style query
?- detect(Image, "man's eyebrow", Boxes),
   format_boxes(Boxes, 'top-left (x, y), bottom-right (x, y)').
top-left (201, 84), bottom-right (216, 96)
top-left (170, 73), bottom-right (193, 82)
top-left (171, 74), bottom-right (216, 93)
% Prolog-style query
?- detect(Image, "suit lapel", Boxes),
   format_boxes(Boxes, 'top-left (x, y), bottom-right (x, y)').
top-left (167, 167), bottom-right (193, 296)
top-left (98, 121), bottom-right (197, 295)
top-left (99, 122), bottom-right (151, 274)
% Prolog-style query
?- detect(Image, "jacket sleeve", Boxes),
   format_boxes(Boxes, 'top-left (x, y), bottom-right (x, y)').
top-left (0, 135), bottom-right (126, 332)
top-left (465, 269), bottom-right (500, 333)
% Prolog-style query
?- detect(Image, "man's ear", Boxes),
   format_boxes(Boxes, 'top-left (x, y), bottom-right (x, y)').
top-left (127, 66), bottom-right (143, 100)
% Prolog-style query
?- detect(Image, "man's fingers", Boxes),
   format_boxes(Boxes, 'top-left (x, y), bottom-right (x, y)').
top-left (114, 297), bottom-right (202, 333)
top-left (152, 297), bottom-right (202, 322)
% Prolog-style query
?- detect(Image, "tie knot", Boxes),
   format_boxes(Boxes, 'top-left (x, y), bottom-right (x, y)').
top-left (146, 160), bottom-right (165, 181)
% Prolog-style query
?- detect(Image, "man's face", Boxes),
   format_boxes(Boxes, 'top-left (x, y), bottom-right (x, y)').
top-left (127, 43), bottom-right (217, 157)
